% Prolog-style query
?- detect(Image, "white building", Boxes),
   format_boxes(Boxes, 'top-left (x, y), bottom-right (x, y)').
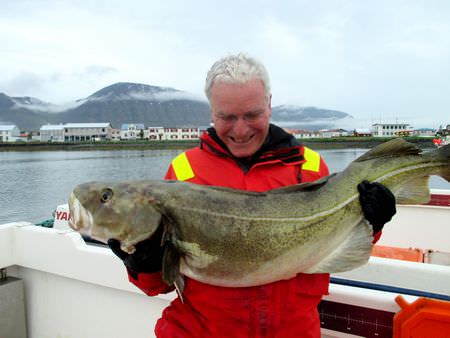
top-left (353, 128), bottom-right (372, 137)
top-left (318, 129), bottom-right (349, 138)
top-left (120, 124), bottom-right (146, 140)
top-left (372, 123), bottom-right (412, 137)
top-left (292, 130), bottom-right (321, 139)
top-left (40, 124), bottom-right (65, 142)
top-left (110, 128), bottom-right (121, 141)
top-left (148, 127), bottom-right (201, 140)
top-left (412, 128), bottom-right (436, 137)
top-left (0, 124), bottom-right (21, 142)
top-left (147, 127), bottom-right (165, 140)
top-left (63, 123), bottom-right (112, 141)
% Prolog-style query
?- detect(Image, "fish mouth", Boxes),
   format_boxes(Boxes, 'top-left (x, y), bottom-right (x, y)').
top-left (68, 192), bottom-right (93, 232)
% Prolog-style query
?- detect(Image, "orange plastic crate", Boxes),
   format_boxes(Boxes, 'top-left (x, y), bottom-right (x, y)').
top-left (371, 245), bottom-right (424, 262)
top-left (394, 295), bottom-right (450, 338)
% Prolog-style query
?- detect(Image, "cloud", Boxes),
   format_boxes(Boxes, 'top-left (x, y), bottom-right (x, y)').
top-left (1, 64), bottom-right (120, 104)
top-left (2, 72), bottom-right (44, 97)
top-left (11, 99), bottom-right (85, 113)
top-left (257, 19), bottom-right (306, 59)
top-left (0, 0), bottom-right (449, 126)
top-left (75, 65), bottom-right (118, 78)
top-left (129, 91), bottom-right (206, 102)
top-left (90, 89), bottom-right (206, 103)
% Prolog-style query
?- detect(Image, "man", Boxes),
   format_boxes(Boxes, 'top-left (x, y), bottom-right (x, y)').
top-left (108, 53), bottom-right (396, 337)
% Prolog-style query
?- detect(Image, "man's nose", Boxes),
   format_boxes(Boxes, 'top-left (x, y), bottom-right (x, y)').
top-left (232, 117), bottom-right (250, 136)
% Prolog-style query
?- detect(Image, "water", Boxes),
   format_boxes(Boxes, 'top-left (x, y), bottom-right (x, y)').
top-left (1, 148), bottom-right (449, 224)
top-left (0, 149), bottom-right (181, 224)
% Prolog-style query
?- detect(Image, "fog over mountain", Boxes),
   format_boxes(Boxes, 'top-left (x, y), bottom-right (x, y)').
top-left (1, 82), bottom-right (353, 131)
top-left (271, 105), bottom-right (353, 130)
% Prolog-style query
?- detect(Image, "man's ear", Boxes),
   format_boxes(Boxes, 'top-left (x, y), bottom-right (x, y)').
top-left (210, 110), bottom-right (215, 126)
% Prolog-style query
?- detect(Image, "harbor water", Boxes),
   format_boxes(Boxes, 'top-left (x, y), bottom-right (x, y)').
top-left (1, 148), bottom-right (449, 225)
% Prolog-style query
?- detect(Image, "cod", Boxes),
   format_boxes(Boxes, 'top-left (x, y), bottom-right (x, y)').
top-left (69, 139), bottom-right (450, 289)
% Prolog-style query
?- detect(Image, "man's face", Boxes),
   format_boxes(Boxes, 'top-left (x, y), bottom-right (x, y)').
top-left (210, 79), bottom-right (272, 158)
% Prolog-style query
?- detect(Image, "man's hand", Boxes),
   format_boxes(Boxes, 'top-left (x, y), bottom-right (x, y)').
top-left (357, 180), bottom-right (396, 233)
top-left (107, 225), bottom-right (165, 274)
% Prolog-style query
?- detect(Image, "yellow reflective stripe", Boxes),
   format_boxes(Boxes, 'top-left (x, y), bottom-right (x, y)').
top-left (302, 147), bottom-right (321, 172)
top-left (172, 152), bottom-right (195, 181)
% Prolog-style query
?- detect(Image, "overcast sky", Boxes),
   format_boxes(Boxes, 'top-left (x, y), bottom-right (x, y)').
top-left (1, 0), bottom-right (449, 128)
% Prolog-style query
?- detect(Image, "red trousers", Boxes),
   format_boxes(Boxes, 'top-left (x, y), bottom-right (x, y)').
top-left (155, 277), bottom-right (322, 338)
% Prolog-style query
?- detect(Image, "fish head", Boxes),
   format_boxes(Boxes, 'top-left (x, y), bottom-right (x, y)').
top-left (68, 181), bottom-right (163, 253)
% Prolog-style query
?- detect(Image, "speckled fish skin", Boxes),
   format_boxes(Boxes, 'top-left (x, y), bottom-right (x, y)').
top-left (68, 139), bottom-right (450, 287)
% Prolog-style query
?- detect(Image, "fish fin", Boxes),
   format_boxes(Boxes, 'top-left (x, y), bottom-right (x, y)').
top-left (162, 243), bottom-right (185, 302)
top-left (268, 174), bottom-right (335, 194)
top-left (174, 275), bottom-right (185, 303)
top-left (395, 176), bottom-right (431, 204)
top-left (160, 217), bottom-right (185, 302)
top-left (437, 144), bottom-right (450, 181)
top-left (161, 217), bottom-right (171, 245)
top-left (306, 220), bottom-right (373, 274)
top-left (162, 242), bottom-right (181, 287)
top-left (355, 139), bottom-right (421, 162)
top-left (442, 167), bottom-right (450, 182)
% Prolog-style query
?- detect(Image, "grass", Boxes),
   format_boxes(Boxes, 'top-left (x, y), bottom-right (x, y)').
top-left (0, 136), bottom-right (435, 151)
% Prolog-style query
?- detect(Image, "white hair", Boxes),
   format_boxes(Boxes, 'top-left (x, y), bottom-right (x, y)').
top-left (204, 53), bottom-right (271, 102)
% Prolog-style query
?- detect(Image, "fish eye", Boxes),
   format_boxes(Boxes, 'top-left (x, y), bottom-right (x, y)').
top-left (100, 188), bottom-right (113, 203)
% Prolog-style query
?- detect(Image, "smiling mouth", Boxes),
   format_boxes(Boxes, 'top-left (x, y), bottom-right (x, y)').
top-left (229, 134), bottom-right (254, 144)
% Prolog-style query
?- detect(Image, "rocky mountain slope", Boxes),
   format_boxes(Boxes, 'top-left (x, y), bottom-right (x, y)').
top-left (0, 83), bottom-right (352, 131)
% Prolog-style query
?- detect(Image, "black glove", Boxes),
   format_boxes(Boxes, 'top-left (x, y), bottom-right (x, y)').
top-left (357, 180), bottom-right (396, 233)
top-left (107, 224), bottom-right (165, 275)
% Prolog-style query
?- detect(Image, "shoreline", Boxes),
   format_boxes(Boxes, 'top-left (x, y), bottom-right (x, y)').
top-left (0, 137), bottom-right (435, 151)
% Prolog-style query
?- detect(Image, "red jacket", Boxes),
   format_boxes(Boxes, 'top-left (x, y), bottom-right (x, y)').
top-left (130, 126), bottom-right (331, 337)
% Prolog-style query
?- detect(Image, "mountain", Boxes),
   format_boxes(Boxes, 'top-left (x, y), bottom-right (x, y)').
top-left (54, 83), bottom-right (211, 129)
top-left (10, 96), bottom-right (54, 110)
top-left (271, 105), bottom-right (353, 130)
top-left (1, 83), bottom-right (353, 131)
top-left (0, 93), bottom-right (52, 129)
top-left (0, 83), bottom-right (211, 130)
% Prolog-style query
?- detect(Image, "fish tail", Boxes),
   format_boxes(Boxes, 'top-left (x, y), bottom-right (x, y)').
top-left (437, 143), bottom-right (450, 182)
top-left (395, 176), bottom-right (431, 205)
top-left (395, 144), bottom-right (450, 205)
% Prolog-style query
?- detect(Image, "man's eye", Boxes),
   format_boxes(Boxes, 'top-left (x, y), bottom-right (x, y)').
top-left (219, 115), bottom-right (237, 122)
top-left (245, 114), bottom-right (259, 121)
top-left (244, 112), bottom-right (263, 121)
top-left (100, 188), bottom-right (113, 203)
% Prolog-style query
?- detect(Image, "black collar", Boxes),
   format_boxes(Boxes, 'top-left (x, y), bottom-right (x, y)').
top-left (206, 124), bottom-right (301, 172)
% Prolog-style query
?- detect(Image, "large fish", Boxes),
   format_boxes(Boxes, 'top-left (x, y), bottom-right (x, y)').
top-left (69, 139), bottom-right (449, 288)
